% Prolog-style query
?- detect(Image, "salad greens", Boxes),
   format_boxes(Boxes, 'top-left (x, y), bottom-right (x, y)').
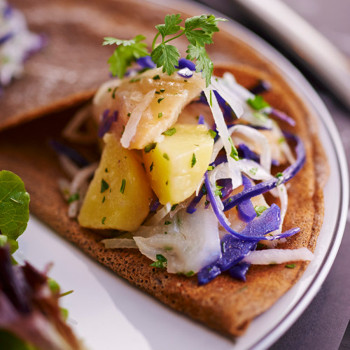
top-left (103, 14), bottom-right (226, 86)
top-left (0, 170), bottom-right (30, 254)
top-left (0, 170), bottom-right (82, 350)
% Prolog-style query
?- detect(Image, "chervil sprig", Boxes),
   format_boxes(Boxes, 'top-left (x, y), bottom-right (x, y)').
top-left (104, 14), bottom-right (226, 86)
top-left (103, 34), bottom-right (148, 78)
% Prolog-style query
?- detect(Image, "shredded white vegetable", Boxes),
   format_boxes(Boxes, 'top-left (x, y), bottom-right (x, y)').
top-left (121, 89), bottom-right (155, 148)
top-left (243, 247), bottom-right (313, 265)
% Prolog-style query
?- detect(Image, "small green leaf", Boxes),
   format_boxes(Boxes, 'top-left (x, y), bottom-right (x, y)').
top-left (254, 205), bottom-right (267, 217)
top-left (100, 179), bottom-right (109, 193)
top-left (151, 43), bottom-right (180, 76)
top-left (144, 142), bottom-right (157, 153)
top-left (208, 129), bottom-right (217, 139)
top-left (285, 263), bottom-right (296, 269)
top-left (191, 153), bottom-right (197, 168)
top-left (0, 171), bottom-right (30, 245)
top-left (162, 127), bottom-right (176, 136)
top-left (67, 193), bottom-right (79, 204)
top-left (155, 14), bottom-right (182, 39)
top-left (247, 95), bottom-right (270, 110)
top-left (120, 179), bottom-right (126, 194)
top-left (186, 44), bottom-right (213, 86)
top-left (104, 35), bottom-right (149, 79)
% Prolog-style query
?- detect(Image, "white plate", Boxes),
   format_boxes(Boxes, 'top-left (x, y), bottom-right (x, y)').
top-left (14, 1), bottom-right (349, 349)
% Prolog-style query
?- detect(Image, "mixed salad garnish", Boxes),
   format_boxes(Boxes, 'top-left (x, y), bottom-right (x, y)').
top-left (0, 170), bottom-right (84, 350)
top-left (54, 14), bottom-right (313, 285)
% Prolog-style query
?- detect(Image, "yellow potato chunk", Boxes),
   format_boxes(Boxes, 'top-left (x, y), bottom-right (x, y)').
top-left (78, 133), bottom-right (153, 231)
top-left (143, 124), bottom-right (214, 205)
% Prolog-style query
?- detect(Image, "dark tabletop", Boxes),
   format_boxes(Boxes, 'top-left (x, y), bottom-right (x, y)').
top-left (195, 0), bottom-right (350, 349)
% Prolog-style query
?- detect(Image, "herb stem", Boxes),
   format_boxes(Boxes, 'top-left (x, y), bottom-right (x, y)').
top-left (152, 32), bottom-right (161, 50)
top-left (163, 31), bottom-right (185, 44)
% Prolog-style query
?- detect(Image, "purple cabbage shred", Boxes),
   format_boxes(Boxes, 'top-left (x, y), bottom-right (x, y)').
top-left (98, 109), bottom-right (118, 138)
top-left (237, 175), bottom-right (257, 222)
top-left (249, 80), bottom-right (271, 95)
top-left (49, 140), bottom-right (89, 167)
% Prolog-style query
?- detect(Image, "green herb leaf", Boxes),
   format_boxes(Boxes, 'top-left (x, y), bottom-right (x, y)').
top-left (228, 137), bottom-right (239, 160)
top-left (151, 43), bottom-right (180, 75)
top-left (158, 112), bottom-right (163, 118)
top-left (144, 142), bottom-right (157, 153)
top-left (100, 179), bottom-right (109, 193)
top-left (247, 95), bottom-right (270, 110)
top-left (102, 217), bottom-right (106, 224)
top-left (155, 14), bottom-right (182, 39)
top-left (191, 153), bottom-right (197, 168)
top-left (104, 34), bottom-right (149, 79)
top-left (150, 254), bottom-right (167, 268)
top-left (120, 179), bottom-right (126, 194)
top-left (163, 153), bottom-right (170, 160)
top-left (67, 193), bottom-right (79, 204)
top-left (285, 263), bottom-right (296, 269)
top-left (186, 44), bottom-right (213, 86)
top-left (162, 127), bottom-right (176, 136)
top-left (208, 129), bottom-right (217, 139)
top-left (0, 171), bottom-right (30, 253)
top-left (214, 184), bottom-right (223, 197)
top-left (254, 205), bottom-right (267, 217)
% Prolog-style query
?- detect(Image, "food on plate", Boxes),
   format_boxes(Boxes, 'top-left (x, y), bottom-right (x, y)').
top-left (0, 170), bottom-right (84, 350)
top-left (0, 12), bottom-right (328, 337)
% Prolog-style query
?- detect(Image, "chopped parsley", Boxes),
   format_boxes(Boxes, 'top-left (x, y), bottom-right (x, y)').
top-left (208, 129), bottom-right (217, 139)
top-left (160, 88), bottom-right (165, 93)
top-left (152, 74), bottom-right (160, 80)
top-left (158, 112), bottom-right (163, 118)
top-left (171, 204), bottom-right (178, 211)
top-left (255, 205), bottom-right (267, 217)
top-left (209, 89), bottom-right (213, 107)
top-left (285, 264), bottom-right (296, 269)
top-left (101, 179), bottom-right (110, 193)
top-left (157, 97), bottom-right (164, 103)
top-left (185, 271), bottom-right (195, 277)
top-left (150, 254), bottom-right (167, 268)
top-left (214, 184), bottom-right (223, 197)
top-left (127, 112), bottom-right (131, 117)
top-left (191, 153), bottom-right (196, 167)
top-left (105, 168), bottom-right (109, 173)
top-left (162, 127), bottom-right (176, 136)
top-left (102, 196), bottom-right (106, 203)
top-left (228, 137), bottom-right (239, 160)
top-left (112, 87), bottom-right (118, 99)
top-left (120, 179), bottom-right (126, 194)
top-left (207, 165), bottom-right (214, 171)
top-left (150, 162), bottom-right (154, 172)
top-left (247, 95), bottom-right (270, 110)
top-left (67, 193), bottom-right (79, 204)
top-left (129, 77), bottom-right (141, 83)
top-left (249, 167), bottom-right (258, 175)
top-left (144, 142), bottom-right (157, 153)
top-left (163, 153), bottom-right (170, 160)
top-left (164, 221), bottom-right (172, 225)
top-left (278, 137), bottom-right (286, 144)
top-left (102, 217), bottom-right (106, 224)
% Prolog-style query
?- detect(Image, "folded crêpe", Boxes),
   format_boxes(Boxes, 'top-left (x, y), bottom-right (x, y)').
top-left (0, 61), bottom-right (328, 336)
top-left (0, 0), bottom-right (328, 337)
